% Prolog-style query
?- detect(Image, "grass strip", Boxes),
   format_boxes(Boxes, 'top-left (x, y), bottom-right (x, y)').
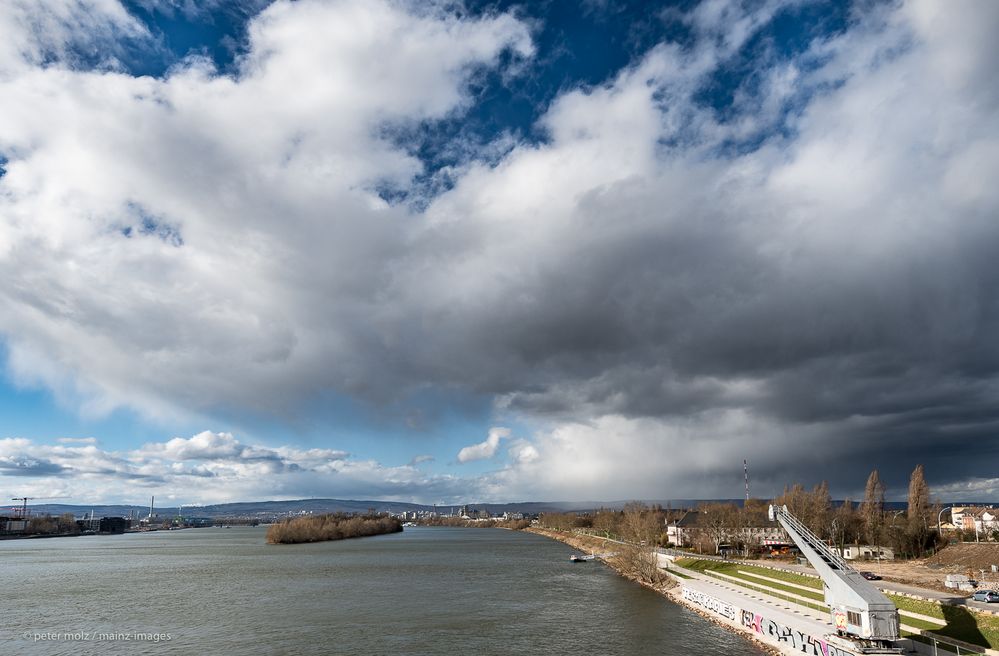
top-left (678, 558), bottom-right (821, 589)
top-left (738, 565), bottom-right (823, 590)
top-left (888, 594), bottom-right (946, 621)
top-left (677, 559), bottom-right (825, 601)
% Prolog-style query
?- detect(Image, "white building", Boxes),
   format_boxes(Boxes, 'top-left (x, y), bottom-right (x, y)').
top-left (839, 545), bottom-right (894, 561)
top-left (665, 511), bottom-right (787, 549)
top-left (951, 507), bottom-right (999, 537)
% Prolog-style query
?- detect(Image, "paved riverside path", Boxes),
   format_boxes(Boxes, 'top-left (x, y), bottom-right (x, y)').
top-left (674, 567), bottom-right (844, 652)
top-left (666, 560), bottom-right (833, 625)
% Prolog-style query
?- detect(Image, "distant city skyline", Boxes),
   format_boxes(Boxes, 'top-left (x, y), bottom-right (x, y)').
top-left (0, 1), bottom-right (997, 505)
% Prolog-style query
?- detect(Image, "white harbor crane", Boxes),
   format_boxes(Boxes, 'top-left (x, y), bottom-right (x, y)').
top-left (769, 504), bottom-right (901, 653)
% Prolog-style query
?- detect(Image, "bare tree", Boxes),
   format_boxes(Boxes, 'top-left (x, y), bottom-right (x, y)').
top-left (809, 481), bottom-right (832, 539)
top-left (592, 509), bottom-right (620, 538)
top-left (740, 498), bottom-right (771, 556)
top-left (58, 513), bottom-right (80, 534)
top-left (775, 483), bottom-right (829, 536)
top-left (907, 464), bottom-right (932, 556)
top-left (618, 503), bottom-right (665, 585)
top-left (776, 484), bottom-right (809, 521)
top-left (831, 499), bottom-right (861, 556)
top-left (696, 502), bottom-right (739, 555)
top-left (862, 469), bottom-right (886, 549)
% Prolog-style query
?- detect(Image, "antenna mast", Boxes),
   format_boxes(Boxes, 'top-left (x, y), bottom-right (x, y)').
top-left (744, 459), bottom-right (750, 501)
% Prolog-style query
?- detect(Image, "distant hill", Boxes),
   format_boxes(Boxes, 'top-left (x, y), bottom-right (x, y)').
top-left (11, 496), bottom-right (959, 519)
top-left (17, 498), bottom-right (592, 519)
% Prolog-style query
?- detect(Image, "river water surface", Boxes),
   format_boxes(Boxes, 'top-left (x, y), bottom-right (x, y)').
top-left (2, 526), bottom-right (765, 655)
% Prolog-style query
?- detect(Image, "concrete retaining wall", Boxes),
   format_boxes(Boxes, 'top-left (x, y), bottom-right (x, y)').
top-left (677, 581), bottom-right (860, 656)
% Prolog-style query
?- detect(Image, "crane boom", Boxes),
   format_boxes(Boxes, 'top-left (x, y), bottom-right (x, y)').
top-left (769, 504), bottom-right (900, 645)
top-left (9, 495), bottom-right (69, 518)
top-left (11, 497), bottom-right (33, 518)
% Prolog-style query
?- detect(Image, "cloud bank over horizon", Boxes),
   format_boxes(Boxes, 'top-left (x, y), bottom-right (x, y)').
top-left (1, 0), bottom-right (997, 504)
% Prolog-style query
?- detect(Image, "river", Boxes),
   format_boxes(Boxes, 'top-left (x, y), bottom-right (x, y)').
top-left (2, 526), bottom-right (766, 655)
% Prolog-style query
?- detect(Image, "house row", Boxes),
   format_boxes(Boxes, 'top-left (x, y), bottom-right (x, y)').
top-left (665, 510), bottom-right (787, 550)
top-left (948, 507), bottom-right (999, 534)
top-left (666, 510), bottom-right (894, 560)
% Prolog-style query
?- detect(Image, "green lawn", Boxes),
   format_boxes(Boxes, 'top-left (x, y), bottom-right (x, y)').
top-left (888, 594), bottom-right (946, 621)
top-left (676, 559), bottom-right (825, 601)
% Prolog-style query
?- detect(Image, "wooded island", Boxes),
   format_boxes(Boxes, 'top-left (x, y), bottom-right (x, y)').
top-left (266, 513), bottom-right (402, 544)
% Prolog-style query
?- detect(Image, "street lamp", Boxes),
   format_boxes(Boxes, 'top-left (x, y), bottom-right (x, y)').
top-left (937, 506), bottom-right (952, 535)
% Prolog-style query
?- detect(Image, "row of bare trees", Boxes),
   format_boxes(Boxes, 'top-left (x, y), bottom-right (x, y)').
top-left (747, 464), bottom-right (939, 558)
top-left (24, 513), bottom-right (80, 536)
top-left (707, 465), bottom-right (940, 557)
top-left (535, 464), bottom-right (943, 560)
top-left (537, 504), bottom-right (672, 542)
top-left (419, 516), bottom-right (531, 529)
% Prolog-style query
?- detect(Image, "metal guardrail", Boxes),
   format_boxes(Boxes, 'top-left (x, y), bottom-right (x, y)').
top-left (658, 546), bottom-right (726, 560)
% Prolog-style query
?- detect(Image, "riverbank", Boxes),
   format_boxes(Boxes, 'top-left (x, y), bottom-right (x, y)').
top-left (0, 531), bottom-right (86, 541)
top-left (527, 527), bottom-right (669, 593)
top-left (527, 528), bottom-right (783, 655)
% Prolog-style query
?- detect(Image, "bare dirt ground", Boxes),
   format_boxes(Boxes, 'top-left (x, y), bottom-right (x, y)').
top-left (926, 543), bottom-right (999, 571)
top-left (875, 544), bottom-right (999, 592)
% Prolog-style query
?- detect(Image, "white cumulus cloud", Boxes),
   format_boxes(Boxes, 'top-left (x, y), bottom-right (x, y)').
top-left (457, 427), bottom-right (511, 463)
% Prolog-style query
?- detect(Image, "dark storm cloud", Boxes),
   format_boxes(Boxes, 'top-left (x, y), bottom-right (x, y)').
top-left (0, 457), bottom-right (67, 477)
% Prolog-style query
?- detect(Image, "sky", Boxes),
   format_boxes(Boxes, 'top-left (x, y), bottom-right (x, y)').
top-left (0, 0), bottom-right (997, 507)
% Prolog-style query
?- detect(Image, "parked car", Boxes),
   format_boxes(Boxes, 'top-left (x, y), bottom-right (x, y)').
top-left (860, 571), bottom-right (882, 581)
top-left (973, 590), bottom-right (999, 603)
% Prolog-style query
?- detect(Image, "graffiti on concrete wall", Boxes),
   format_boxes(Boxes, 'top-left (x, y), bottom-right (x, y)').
top-left (681, 588), bottom-right (738, 621)
top-left (740, 610), bottom-right (855, 656)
